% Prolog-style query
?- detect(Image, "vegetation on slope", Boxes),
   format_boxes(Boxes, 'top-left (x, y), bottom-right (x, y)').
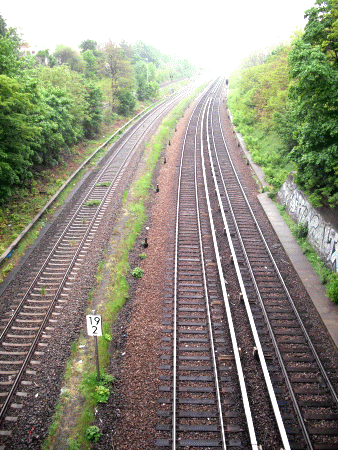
top-left (228, 0), bottom-right (338, 209)
top-left (0, 14), bottom-right (198, 205)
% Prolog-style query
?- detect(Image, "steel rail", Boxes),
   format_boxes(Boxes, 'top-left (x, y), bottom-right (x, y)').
top-left (171, 85), bottom-right (212, 450)
top-left (0, 87), bottom-right (194, 424)
top-left (212, 78), bottom-right (338, 448)
top-left (171, 78), bottom-right (260, 449)
top-left (202, 97), bottom-right (260, 449)
top-left (205, 84), bottom-right (291, 450)
top-left (0, 85), bottom-right (193, 265)
top-left (196, 100), bottom-right (227, 449)
top-left (0, 87), bottom-right (187, 344)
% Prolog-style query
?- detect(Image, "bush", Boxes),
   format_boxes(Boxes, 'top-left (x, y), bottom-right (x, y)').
top-left (327, 275), bottom-right (338, 305)
top-left (116, 88), bottom-right (136, 116)
top-left (85, 425), bottom-right (102, 443)
top-left (130, 267), bottom-right (144, 278)
top-left (294, 222), bottom-right (308, 239)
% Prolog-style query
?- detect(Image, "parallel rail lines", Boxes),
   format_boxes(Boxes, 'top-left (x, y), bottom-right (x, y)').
top-left (157, 77), bottom-right (338, 450)
top-left (206, 80), bottom-right (338, 449)
top-left (0, 86), bottom-right (194, 446)
top-left (157, 83), bottom-right (261, 449)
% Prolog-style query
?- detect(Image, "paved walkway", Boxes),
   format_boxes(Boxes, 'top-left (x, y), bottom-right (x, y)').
top-left (237, 133), bottom-right (338, 351)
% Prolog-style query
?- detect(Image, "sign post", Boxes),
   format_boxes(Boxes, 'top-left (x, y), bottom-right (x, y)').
top-left (86, 310), bottom-right (102, 382)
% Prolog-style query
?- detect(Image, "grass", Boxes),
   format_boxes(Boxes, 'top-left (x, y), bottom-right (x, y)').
top-left (42, 83), bottom-right (205, 449)
top-left (276, 204), bottom-right (338, 301)
top-left (0, 82), bottom-right (190, 284)
top-left (95, 181), bottom-right (111, 187)
top-left (84, 200), bottom-right (101, 207)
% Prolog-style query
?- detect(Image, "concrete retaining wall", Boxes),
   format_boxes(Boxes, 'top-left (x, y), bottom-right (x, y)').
top-left (277, 176), bottom-right (338, 275)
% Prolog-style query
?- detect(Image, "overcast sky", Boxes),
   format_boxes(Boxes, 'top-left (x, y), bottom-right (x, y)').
top-left (1, 0), bottom-right (315, 75)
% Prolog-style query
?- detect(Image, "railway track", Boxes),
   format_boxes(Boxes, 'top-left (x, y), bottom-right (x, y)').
top-left (156, 78), bottom-right (338, 449)
top-left (206, 82), bottom-right (338, 449)
top-left (0, 84), bottom-right (197, 449)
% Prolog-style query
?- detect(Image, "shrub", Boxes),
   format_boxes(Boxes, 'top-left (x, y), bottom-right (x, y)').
top-left (93, 385), bottom-right (110, 403)
top-left (85, 425), bottom-right (102, 443)
top-left (294, 222), bottom-right (308, 239)
top-left (327, 275), bottom-right (338, 305)
top-left (130, 267), bottom-right (144, 278)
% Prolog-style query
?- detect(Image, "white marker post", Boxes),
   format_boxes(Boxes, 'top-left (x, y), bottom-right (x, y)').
top-left (86, 310), bottom-right (102, 381)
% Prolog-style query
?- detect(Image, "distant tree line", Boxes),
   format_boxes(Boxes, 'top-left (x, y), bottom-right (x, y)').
top-left (228, 0), bottom-right (338, 208)
top-left (0, 14), bottom-right (197, 202)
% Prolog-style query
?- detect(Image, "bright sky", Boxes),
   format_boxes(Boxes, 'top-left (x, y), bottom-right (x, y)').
top-left (1, 0), bottom-right (315, 75)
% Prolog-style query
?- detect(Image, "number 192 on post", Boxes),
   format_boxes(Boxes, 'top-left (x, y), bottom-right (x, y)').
top-left (86, 315), bottom-right (102, 336)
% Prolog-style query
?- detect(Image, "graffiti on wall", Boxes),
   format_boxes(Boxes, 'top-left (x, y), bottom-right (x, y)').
top-left (278, 179), bottom-right (338, 274)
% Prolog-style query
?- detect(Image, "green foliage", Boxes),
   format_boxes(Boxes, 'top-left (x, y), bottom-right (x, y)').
top-left (54, 44), bottom-right (84, 73)
top-left (287, 0), bottom-right (338, 207)
top-left (0, 13), bottom-right (197, 205)
top-left (84, 199), bottom-right (101, 207)
top-left (80, 371), bottom-right (115, 405)
top-left (294, 221), bottom-right (309, 239)
top-left (135, 60), bottom-right (159, 101)
top-left (0, 33), bottom-right (20, 76)
top-left (327, 275), bottom-right (338, 304)
top-left (83, 82), bottom-right (102, 138)
top-left (92, 385), bottom-right (110, 403)
top-left (35, 49), bottom-right (57, 67)
top-left (85, 425), bottom-right (102, 443)
top-left (82, 50), bottom-right (98, 80)
top-left (0, 74), bottom-right (41, 201)
top-left (130, 267), bottom-right (144, 278)
top-left (116, 87), bottom-right (136, 115)
top-left (229, 9), bottom-right (338, 208)
top-left (79, 39), bottom-right (98, 54)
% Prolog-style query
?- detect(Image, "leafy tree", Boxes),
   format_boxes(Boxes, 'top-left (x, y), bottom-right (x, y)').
top-left (0, 34), bottom-right (21, 76)
top-left (35, 65), bottom-right (87, 140)
top-left (99, 40), bottom-right (133, 111)
top-left (79, 39), bottom-right (97, 53)
top-left (0, 15), bottom-right (7, 37)
top-left (0, 75), bottom-right (41, 200)
top-left (54, 44), bottom-right (84, 73)
top-left (135, 60), bottom-right (158, 100)
top-left (83, 83), bottom-right (103, 138)
top-left (35, 49), bottom-right (57, 67)
top-left (116, 88), bottom-right (136, 116)
top-left (302, 0), bottom-right (338, 65)
top-left (288, 0), bottom-right (338, 207)
top-left (82, 49), bottom-right (98, 79)
top-left (35, 85), bottom-right (77, 163)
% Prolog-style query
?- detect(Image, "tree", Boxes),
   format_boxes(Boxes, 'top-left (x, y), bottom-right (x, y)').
top-left (83, 83), bottom-right (103, 138)
top-left (35, 49), bottom-right (57, 67)
top-left (82, 49), bottom-right (98, 79)
top-left (54, 44), bottom-right (84, 73)
top-left (135, 60), bottom-right (159, 101)
top-left (0, 15), bottom-right (7, 37)
top-left (35, 65), bottom-right (88, 140)
top-left (0, 75), bottom-right (41, 201)
top-left (303, 0), bottom-right (338, 66)
top-left (99, 40), bottom-right (133, 111)
top-left (116, 88), bottom-right (136, 116)
top-left (79, 39), bottom-right (97, 54)
top-left (0, 34), bottom-right (21, 76)
top-left (288, 0), bottom-right (338, 207)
